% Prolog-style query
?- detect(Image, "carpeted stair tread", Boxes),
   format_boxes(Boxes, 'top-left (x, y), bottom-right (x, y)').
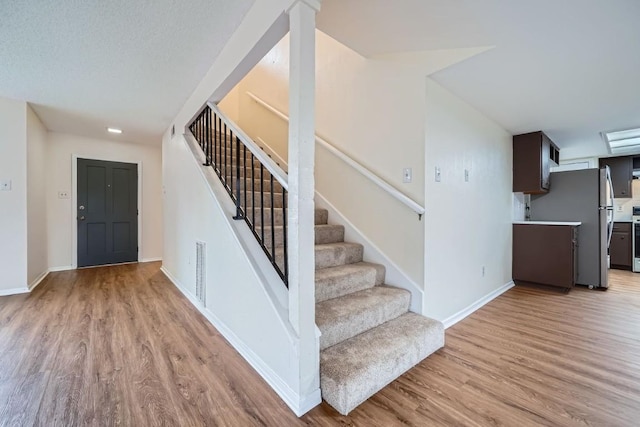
top-left (320, 312), bottom-right (445, 415)
top-left (315, 262), bottom-right (385, 303)
top-left (316, 286), bottom-right (410, 350)
top-left (314, 242), bottom-right (363, 269)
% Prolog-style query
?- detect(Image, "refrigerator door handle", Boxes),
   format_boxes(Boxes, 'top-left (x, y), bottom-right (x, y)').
top-left (607, 166), bottom-right (615, 208)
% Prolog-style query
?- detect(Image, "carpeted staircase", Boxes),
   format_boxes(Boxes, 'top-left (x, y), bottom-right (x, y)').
top-left (219, 142), bottom-right (445, 415)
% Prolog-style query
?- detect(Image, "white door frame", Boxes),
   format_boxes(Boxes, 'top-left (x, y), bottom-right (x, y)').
top-left (71, 154), bottom-right (143, 269)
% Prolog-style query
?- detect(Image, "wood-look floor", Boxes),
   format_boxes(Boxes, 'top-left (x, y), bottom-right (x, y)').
top-left (1, 264), bottom-right (639, 426)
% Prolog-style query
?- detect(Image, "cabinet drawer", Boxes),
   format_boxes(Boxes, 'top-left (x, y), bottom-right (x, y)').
top-left (613, 222), bottom-right (632, 233)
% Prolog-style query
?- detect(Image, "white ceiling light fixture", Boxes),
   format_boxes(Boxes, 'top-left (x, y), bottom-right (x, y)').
top-left (603, 127), bottom-right (640, 155)
top-left (107, 127), bottom-right (122, 134)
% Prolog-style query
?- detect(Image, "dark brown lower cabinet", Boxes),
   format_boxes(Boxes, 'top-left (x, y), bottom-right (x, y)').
top-left (610, 222), bottom-right (632, 270)
top-left (513, 224), bottom-right (578, 291)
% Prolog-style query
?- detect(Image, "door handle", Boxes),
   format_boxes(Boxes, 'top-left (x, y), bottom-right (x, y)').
top-left (79, 216), bottom-right (85, 221)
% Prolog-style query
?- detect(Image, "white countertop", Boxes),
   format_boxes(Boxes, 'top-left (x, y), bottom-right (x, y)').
top-left (513, 221), bottom-right (582, 226)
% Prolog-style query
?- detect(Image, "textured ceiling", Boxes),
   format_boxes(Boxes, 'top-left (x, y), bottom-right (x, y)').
top-left (0, 0), bottom-right (254, 144)
top-left (318, 0), bottom-right (640, 159)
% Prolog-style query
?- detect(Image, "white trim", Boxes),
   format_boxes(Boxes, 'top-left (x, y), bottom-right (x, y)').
top-left (0, 287), bottom-right (30, 297)
top-left (71, 155), bottom-right (143, 269)
top-left (140, 257), bottom-right (163, 263)
top-left (48, 265), bottom-right (74, 272)
top-left (442, 281), bottom-right (515, 329)
top-left (246, 91), bottom-right (425, 216)
top-left (160, 266), bottom-right (320, 416)
top-left (28, 270), bottom-right (49, 291)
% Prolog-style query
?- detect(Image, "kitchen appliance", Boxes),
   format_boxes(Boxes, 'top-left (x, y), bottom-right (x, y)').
top-left (529, 167), bottom-right (614, 288)
top-left (633, 206), bottom-right (640, 272)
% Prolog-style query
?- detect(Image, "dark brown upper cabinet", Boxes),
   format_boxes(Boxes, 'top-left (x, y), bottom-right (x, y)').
top-left (513, 131), bottom-right (560, 194)
top-left (599, 156), bottom-right (632, 198)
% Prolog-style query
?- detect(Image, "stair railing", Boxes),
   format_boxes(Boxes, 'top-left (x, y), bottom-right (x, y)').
top-left (187, 102), bottom-right (289, 287)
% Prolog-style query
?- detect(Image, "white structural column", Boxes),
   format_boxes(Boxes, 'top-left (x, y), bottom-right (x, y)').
top-left (286, 0), bottom-right (321, 405)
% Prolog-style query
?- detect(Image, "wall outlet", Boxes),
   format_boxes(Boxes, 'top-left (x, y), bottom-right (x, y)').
top-left (58, 191), bottom-right (70, 199)
top-left (616, 205), bottom-right (623, 212)
top-left (403, 168), bottom-right (412, 183)
top-left (0, 179), bottom-right (11, 191)
top-left (435, 167), bottom-right (441, 182)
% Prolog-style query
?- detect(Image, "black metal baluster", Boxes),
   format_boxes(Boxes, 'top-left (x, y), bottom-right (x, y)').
top-left (225, 128), bottom-right (232, 195)
top-left (199, 112), bottom-right (203, 147)
top-left (233, 136), bottom-right (243, 220)
top-left (213, 112), bottom-right (218, 173)
top-left (203, 109), bottom-right (211, 166)
top-left (282, 189), bottom-right (288, 287)
top-left (251, 155), bottom-right (256, 227)
top-left (207, 108), bottom-right (212, 165)
top-left (260, 164), bottom-right (265, 245)
top-left (224, 123), bottom-right (228, 188)
top-left (270, 174), bottom-right (275, 266)
top-left (243, 144), bottom-right (247, 218)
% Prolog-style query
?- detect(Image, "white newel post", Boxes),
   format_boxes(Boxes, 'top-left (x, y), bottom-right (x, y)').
top-left (287, 0), bottom-right (321, 404)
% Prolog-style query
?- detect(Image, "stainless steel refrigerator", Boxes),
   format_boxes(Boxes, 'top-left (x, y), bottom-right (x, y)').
top-left (529, 167), bottom-right (614, 288)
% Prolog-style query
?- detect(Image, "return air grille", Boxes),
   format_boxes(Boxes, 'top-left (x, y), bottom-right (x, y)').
top-left (195, 241), bottom-right (206, 306)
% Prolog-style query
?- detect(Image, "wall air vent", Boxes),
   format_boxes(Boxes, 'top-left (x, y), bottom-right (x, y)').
top-left (195, 241), bottom-right (206, 306)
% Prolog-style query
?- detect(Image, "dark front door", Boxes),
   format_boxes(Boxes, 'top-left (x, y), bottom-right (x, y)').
top-left (77, 159), bottom-right (138, 267)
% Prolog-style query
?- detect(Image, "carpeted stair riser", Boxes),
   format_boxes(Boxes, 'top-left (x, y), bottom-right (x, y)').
top-left (316, 286), bottom-right (410, 350)
top-left (243, 192), bottom-right (284, 208)
top-left (315, 262), bottom-right (385, 303)
top-left (250, 208), bottom-right (328, 226)
top-left (221, 178), bottom-right (284, 193)
top-left (320, 313), bottom-right (445, 415)
top-left (274, 242), bottom-right (363, 272)
top-left (314, 242), bottom-right (364, 270)
top-left (256, 224), bottom-right (345, 247)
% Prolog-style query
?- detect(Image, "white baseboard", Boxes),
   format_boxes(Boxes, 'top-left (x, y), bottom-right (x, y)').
top-left (140, 257), bottom-right (163, 263)
top-left (0, 287), bottom-right (30, 297)
top-left (442, 280), bottom-right (515, 329)
top-left (49, 265), bottom-right (74, 272)
top-left (159, 266), bottom-right (320, 417)
top-left (29, 270), bottom-right (50, 291)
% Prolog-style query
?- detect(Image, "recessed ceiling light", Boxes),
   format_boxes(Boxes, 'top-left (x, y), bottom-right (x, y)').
top-left (107, 127), bottom-right (122, 134)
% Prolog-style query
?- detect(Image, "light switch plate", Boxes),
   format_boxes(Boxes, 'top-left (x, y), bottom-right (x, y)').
top-left (435, 167), bottom-right (441, 182)
top-left (0, 179), bottom-right (11, 191)
top-left (403, 168), bottom-right (412, 183)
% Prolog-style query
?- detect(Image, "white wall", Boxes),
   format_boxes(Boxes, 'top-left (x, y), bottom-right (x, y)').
top-left (26, 106), bottom-right (48, 286)
top-left (0, 97), bottom-right (27, 294)
top-left (46, 133), bottom-right (163, 269)
top-left (424, 79), bottom-right (513, 323)
top-left (226, 30), bottom-right (427, 284)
